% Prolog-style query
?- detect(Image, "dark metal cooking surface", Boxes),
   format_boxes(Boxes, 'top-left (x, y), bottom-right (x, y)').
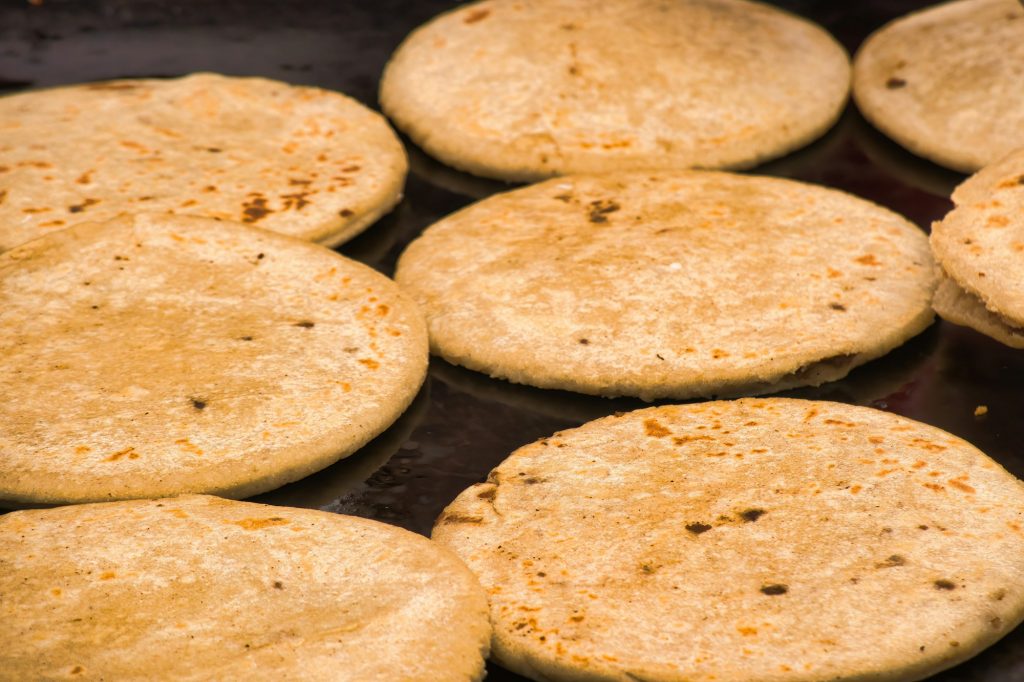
top-left (2, 1), bottom-right (1023, 679)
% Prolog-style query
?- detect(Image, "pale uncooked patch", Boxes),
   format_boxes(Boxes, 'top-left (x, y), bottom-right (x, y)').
top-left (930, 147), bottom-right (1024, 345)
top-left (395, 171), bottom-right (937, 400)
top-left (381, 0), bottom-right (850, 181)
top-left (0, 213), bottom-right (427, 506)
top-left (434, 398), bottom-right (1024, 682)
top-left (0, 73), bottom-right (407, 251)
top-left (0, 495), bottom-right (490, 681)
top-left (853, 0), bottom-right (1024, 173)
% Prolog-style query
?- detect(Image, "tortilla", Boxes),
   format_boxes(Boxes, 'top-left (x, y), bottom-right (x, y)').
top-left (380, 0), bottom-right (850, 182)
top-left (0, 213), bottom-right (427, 506)
top-left (930, 147), bottom-right (1024, 346)
top-left (0, 73), bottom-right (406, 252)
top-left (0, 495), bottom-right (490, 680)
top-left (434, 398), bottom-right (1024, 682)
top-left (395, 171), bottom-right (937, 400)
top-left (852, 0), bottom-right (1024, 173)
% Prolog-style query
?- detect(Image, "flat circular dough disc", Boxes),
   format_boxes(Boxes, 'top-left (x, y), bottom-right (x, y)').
top-left (395, 172), bottom-right (936, 400)
top-left (853, 0), bottom-right (1024, 173)
top-left (0, 73), bottom-right (407, 251)
top-left (0, 213), bottom-right (428, 506)
top-left (434, 398), bottom-right (1024, 682)
top-left (380, 0), bottom-right (850, 182)
top-left (0, 495), bottom-right (490, 681)
top-left (930, 147), bottom-right (1024, 346)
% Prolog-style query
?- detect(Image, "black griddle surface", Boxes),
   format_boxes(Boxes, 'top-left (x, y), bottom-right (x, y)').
top-left (2, 2), bottom-right (1022, 680)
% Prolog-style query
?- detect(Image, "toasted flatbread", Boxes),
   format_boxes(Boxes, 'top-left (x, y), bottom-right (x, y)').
top-left (930, 147), bottom-right (1024, 346)
top-left (0, 495), bottom-right (490, 681)
top-left (853, 0), bottom-right (1024, 173)
top-left (395, 171), bottom-right (936, 400)
top-left (0, 213), bottom-right (427, 506)
top-left (435, 398), bottom-right (1024, 682)
top-left (381, 0), bottom-right (850, 181)
top-left (0, 73), bottom-right (406, 251)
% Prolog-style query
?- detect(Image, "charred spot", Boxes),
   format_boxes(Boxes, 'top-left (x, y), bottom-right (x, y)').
top-left (113, 255), bottom-right (129, 261)
top-left (441, 513), bottom-right (484, 525)
top-left (273, 580), bottom-right (284, 589)
top-left (338, 208), bottom-right (354, 218)
top-left (829, 302), bottom-right (847, 311)
top-left (934, 579), bottom-right (956, 591)
top-left (294, 320), bottom-right (315, 328)
top-left (876, 554), bottom-right (906, 568)
top-left (242, 196), bottom-right (272, 223)
top-left (282, 192), bottom-right (311, 210)
top-left (190, 398), bottom-right (207, 410)
top-left (206, 147), bottom-right (222, 153)
top-left (68, 198), bottom-right (99, 213)
top-left (524, 477), bottom-right (543, 485)
top-left (1017, 175), bottom-right (1024, 186)
top-left (760, 583), bottom-right (788, 596)
top-left (477, 487), bottom-right (497, 500)
top-left (578, 338), bottom-right (590, 345)
top-left (464, 8), bottom-right (490, 23)
top-left (238, 336), bottom-right (254, 341)
top-left (739, 508), bottom-right (766, 523)
top-left (686, 522), bottom-right (712, 535)
top-left (886, 77), bottom-right (907, 89)
top-left (918, 524), bottom-right (929, 530)
top-left (587, 199), bottom-right (621, 223)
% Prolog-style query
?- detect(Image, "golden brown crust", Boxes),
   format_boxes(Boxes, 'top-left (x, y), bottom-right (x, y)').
top-left (0, 214), bottom-right (428, 506)
top-left (396, 171), bottom-right (936, 400)
top-left (853, 0), bottom-right (1024, 173)
top-left (434, 399), bottom-right (1024, 682)
top-left (0, 495), bottom-right (491, 681)
top-left (381, 0), bottom-right (850, 181)
top-left (0, 73), bottom-right (407, 251)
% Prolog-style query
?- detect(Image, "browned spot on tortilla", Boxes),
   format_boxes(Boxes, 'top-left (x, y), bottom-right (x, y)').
top-left (477, 487), bottom-right (496, 500)
top-left (934, 579), bottom-right (956, 591)
top-left (441, 513), bottom-right (484, 524)
top-left (164, 508), bottom-right (189, 519)
top-left (341, 164), bottom-right (361, 172)
top-left (987, 215), bottom-right (1010, 227)
top-left (587, 199), bottom-right (621, 223)
top-left (359, 358), bottom-right (380, 370)
top-left (230, 517), bottom-right (289, 531)
top-left (829, 302), bottom-right (846, 311)
top-left (104, 447), bottom-right (137, 462)
top-left (242, 196), bottom-right (272, 223)
top-left (885, 77), bottom-right (907, 89)
top-left (338, 208), bottom-right (354, 218)
top-left (910, 438), bottom-right (946, 452)
top-left (855, 254), bottom-right (880, 266)
top-left (68, 198), bottom-right (99, 213)
top-left (282, 192), bottom-right (311, 210)
top-left (875, 554), bottom-right (906, 568)
top-left (760, 583), bottom-right (788, 595)
top-left (923, 483), bottom-right (945, 492)
top-left (293, 320), bottom-right (315, 328)
top-left (739, 508), bottom-right (766, 522)
top-left (850, 485), bottom-right (862, 494)
top-left (737, 626), bottom-right (758, 636)
top-left (803, 407), bottom-right (819, 421)
top-left (949, 479), bottom-right (976, 494)
top-left (644, 419), bottom-right (671, 437)
top-left (464, 8), bottom-right (490, 23)
top-left (686, 522), bottom-right (712, 535)
top-left (76, 170), bottom-right (94, 184)
top-left (673, 434), bottom-right (712, 444)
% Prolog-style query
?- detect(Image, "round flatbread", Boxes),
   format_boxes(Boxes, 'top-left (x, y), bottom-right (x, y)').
top-left (0, 213), bottom-right (427, 506)
top-left (395, 171), bottom-right (936, 400)
top-left (380, 0), bottom-right (850, 181)
top-left (930, 147), bottom-right (1024, 347)
top-left (0, 73), bottom-right (407, 251)
top-left (0, 495), bottom-right (490, 681)
top-left (434, 398), bottom-right (1024, 682)
top-left (853, 0), bottom-right (1024, 173)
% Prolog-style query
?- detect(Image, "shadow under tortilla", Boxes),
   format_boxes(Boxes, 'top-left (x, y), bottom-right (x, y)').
top-left (405, 135), bottom-right (518, 201)
top-left (249, 381), bottom-right (430, 510)
top-left (851, 106), bottom-right (966, 199)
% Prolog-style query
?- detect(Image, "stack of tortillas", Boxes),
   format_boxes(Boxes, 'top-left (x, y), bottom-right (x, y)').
top-left (380, 0), bottom-right (850, 181)
top-left (0, 213), bottom-right (427, 507)
top-left (396, 171), bottom-right (937, 400)
top-left (931, 147), bottom-right (1024, 346)
top-left (0, 495), bottom-right (491, 680)
top-left (0, 73), bottom-right (407, 251)
top-left (853, 0), bottom-right (1024, 173)
top-left (435, 398), bottom-right (1024, 682)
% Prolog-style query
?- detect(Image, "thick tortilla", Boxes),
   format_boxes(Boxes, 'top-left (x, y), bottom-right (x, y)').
top-left (0, 213), bottom-right (427, 506)
top-left (0, 73), bottom-right (406, 251)
top-left (395, 171), bottom-right (936, 400)
top-left (435, 398), bottom-right (1024, 682)
top-left (0, 495), bottom-right (490, 681)
top-left (929, 146), bottom-right (1024, 346)
top-left (380, 0), bottom-right (850, 181)
top-left (853, 0), bottom-right (1024, 173)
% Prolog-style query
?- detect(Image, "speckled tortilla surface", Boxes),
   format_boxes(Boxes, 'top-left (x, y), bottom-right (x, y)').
top-left (395, 171), bottom-right (936, 400)
top-left (0, 213), bottom-right (428, 506)
top-left (381, 0), bottom-right (849, 181)
top-left (0, 73), bottom-right (407, 251)
top-left (853, 0), bottom-right (1024, 173)
top-left (435, 398), bottom-right (1024, 682)
top-left (0, 495), bottom-right (491, 681)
